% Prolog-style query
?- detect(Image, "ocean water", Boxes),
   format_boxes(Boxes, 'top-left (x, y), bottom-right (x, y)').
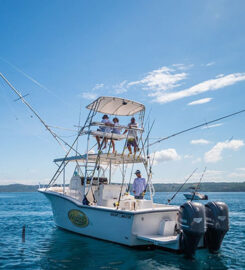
top-left (0, 192), bottom-right (244, 270)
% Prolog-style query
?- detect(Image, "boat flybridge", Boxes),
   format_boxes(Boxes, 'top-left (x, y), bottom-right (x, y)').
top-left (38, 96), bottom-right (229, 258)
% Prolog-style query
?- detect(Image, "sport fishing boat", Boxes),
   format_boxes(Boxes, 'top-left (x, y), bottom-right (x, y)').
top-left (0, 73), bottom-right (230, 258)
top-left (184, 187), bottom-right (208, 200)
top-left (37, 96), bottom-right (229, 258)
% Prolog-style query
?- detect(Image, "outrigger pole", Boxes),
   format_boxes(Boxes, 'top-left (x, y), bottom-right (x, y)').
top-left (149, 109), bottom-right (245, 147)
top-left (0, 73), bottom-right (85, 186)
top-left (0, 73), bottom-right (66, 151)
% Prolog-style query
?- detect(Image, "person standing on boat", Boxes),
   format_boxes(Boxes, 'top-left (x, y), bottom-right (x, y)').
top-left (111, 117), bottom-right (121, 154)
top-left (123, 117), bottom-right (138, 155)
top-left (96, 114), bottom-right (112, 149)
top-left (132, 170), bottom-right (146, 199)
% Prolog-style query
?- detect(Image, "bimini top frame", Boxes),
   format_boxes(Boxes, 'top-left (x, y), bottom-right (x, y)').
top-left (54, 153), bottom-right (147, 165)
top-left (86, 96), bottom-right (145, 116)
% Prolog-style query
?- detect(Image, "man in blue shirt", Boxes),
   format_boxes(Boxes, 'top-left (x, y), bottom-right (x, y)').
top-left (132, 170), bottom-right (147, 199)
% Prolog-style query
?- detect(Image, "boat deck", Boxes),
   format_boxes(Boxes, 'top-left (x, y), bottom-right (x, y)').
top-left (39, 187), bottom-right (180, 213)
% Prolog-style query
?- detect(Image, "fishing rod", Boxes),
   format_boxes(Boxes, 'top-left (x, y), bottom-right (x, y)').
top-left (143, 150), bottom-right (156, 201)
top-left (137, 119), bottom-right (155, 159)
top-left (167, 168), bottom-right (198, 204)
top-left (149, 109), bottom-right (245, 147)
top-left (191, 167), bottom-right (207, 202)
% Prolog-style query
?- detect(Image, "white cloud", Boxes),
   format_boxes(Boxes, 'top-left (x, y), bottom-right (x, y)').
top-left (113, 80), bottom-right (128, 94)
top-left (152, 148), bottom-right (181, 164)
top-left (191, 139), bottom-right (211, 145)
top-left (172, 63), bottom-right (194, 70)
top-left (206, 62), bottom-right (215, 67)
top-left (195, 169), bottom-right (224, 182)
top-left (236, 168), bottom-right (245, 171)
top-left (92, 83), bottom-right (104, 90)
top-left (201, 123), bottom-right (223, 129)
top-left (228, 172), bottom-right (245, 179)
top-left (188, 97), bottom-right (212, 106)
top-left (128, 66), bottom-right (187, 93)
top-left (192, 157), bottom-right (202, 164)
top-left (216, 74), bottom-right (224, 78)
top-left (154, 73), bottom-right (245, 103)
top-left (204, 139), bottom-right (244, 163)
top-left (81, 92), bottom-right (97, 100)
top-left (184, 154), bottom-right (193, 159)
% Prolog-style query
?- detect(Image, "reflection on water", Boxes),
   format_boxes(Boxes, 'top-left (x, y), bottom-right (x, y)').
top-left (0, 192), bottom-right (244, 269)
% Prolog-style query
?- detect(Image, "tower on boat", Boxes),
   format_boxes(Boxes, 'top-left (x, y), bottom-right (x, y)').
top-left (38, 96), bottom-right (229, 258)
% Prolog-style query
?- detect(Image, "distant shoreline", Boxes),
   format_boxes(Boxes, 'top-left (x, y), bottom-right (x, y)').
top-left (0, 182), bottom-right (245, 192)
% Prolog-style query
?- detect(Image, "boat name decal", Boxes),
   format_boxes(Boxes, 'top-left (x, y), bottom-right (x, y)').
top-left (68, 209), bottom-right (89, 228)
top-left (110, 212), bottom-right (131, 219)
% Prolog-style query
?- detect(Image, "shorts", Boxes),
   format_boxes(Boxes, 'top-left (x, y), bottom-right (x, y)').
top-left (112, 130), bottom-right (120, 134)
top-left (134, 195), bottom-right (144, 199)
top-left (127, 138), bottom-right (138, 148)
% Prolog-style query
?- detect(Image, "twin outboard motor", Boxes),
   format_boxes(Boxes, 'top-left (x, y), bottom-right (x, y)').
top-left (178, 202), bottom-right (205, 258)
top-left (205, 202), bottom-right (229, 253)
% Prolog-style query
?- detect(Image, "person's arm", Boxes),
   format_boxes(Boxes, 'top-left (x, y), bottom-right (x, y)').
top-left (123, 128), bottom-right (128, 135)
top-left (105, 121), bottom-right (113, 126)
top-left (124, 123), bottom-right (132, 135)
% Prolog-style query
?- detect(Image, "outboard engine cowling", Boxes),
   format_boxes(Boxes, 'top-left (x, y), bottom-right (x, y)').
top-left (178, 202), bottom-right (205, 258)
top-left (205, 202), bottom-right (229, 253)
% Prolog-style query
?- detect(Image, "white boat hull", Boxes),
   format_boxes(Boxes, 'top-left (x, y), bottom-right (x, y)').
top-left (40, 190), bottom-right (181, 250)
top-left (184, 193), bottom-right (208, 200)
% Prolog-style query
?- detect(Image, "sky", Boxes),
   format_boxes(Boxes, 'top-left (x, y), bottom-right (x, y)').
top-left (1, 0), bottom-right (245, 185)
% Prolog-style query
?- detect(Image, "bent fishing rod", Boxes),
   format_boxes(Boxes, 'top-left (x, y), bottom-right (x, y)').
top-left (149, 109), bottom-right (245, 147)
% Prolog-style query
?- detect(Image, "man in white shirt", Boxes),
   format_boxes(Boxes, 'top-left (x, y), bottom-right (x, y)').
top-left (132, 170), bottom-right (147, 199)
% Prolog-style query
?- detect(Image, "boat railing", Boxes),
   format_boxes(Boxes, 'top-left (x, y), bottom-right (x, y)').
top-left (90, 121), bottom-right (144, 132)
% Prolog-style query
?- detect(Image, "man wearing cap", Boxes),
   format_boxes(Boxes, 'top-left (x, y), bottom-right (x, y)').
top-left (132, 170), bottom-right (147, 199)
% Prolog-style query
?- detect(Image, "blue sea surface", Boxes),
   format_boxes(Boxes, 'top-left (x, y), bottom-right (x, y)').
top-left (0, 192), bottom-right (244, 270)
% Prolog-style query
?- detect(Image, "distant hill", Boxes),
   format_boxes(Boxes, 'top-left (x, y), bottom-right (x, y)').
top-left (0, 184), bottom-right (39, 192)
top-left (1, 182), bottom-right (245, 192)
top-left (153, 182), bottom-right (245, 192)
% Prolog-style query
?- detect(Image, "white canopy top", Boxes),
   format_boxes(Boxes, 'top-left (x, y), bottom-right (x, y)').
top-left (86, 96), bottom-right (145, 116)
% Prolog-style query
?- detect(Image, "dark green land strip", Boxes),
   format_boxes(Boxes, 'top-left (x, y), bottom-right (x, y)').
top-left (1, 182), bottom-right (245, 192)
